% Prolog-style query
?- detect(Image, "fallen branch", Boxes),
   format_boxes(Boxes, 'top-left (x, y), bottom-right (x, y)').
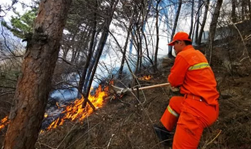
top-left (206, 129), bottom-right (222, 146)
top-left (201, 129), bottom-right (222, 149)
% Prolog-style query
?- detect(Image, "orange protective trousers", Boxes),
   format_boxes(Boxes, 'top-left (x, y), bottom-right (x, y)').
top-left (160, 95), bottom-right (219, 149)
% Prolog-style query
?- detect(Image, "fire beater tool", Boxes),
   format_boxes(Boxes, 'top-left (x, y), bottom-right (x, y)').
top-left (111, 82), bottom-right (170, 95)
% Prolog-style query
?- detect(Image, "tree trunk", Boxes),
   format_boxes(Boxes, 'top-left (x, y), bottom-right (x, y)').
top-left (4, 0), bottom-right (72, 149)
top-left (118, 22), bottom-right (132, 79)
top-left (168, 0), bottom-right (182, 57)
top-left (141, 0), bottom-right (154, 67)
top-left (248, 0), bottom-right (251, 20)
top-left (154, 0), bottom-right (161, 72)
top-left (135, 25), bottom-right (142, 74)
top-left (195, 0), bottom-right (202, 44)
top-left (83, 0), bottom-right (119, 104)
top-left (241, 0), bottom-right (246, 21)
top-left (78, 0), bottom-right (97, 93)
top-left (231, 0), bottom-right (237, 23)
top-left (142, 27), bottom-right (154, 66)
top-left (70, 48), bottom-right (78, 63)
top-left (62, 25), bottom-right (80, 60)
top-left (131, 14), bottom-right (142, 75)
top-left (207, 0), bottom-right (223, 64)
top-left (189, 0), bottom-right (194, 37)
top-left (198, 0), bottom-right (210, 45)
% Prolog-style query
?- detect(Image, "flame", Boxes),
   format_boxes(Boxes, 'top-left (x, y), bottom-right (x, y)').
top-left (138, 75), bottom-right (152, 81)
top-left (0, 83), bottom-right (111, 132)
top-left (0, 116), bottom-right (9, 130)
top-left (44, 113), bottom-right (48, 118)
top-left (45, 84), bottom-right (109, 130)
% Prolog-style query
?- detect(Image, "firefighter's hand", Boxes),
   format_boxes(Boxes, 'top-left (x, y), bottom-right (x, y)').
top-left (170, 86), bottom-right (179, 92)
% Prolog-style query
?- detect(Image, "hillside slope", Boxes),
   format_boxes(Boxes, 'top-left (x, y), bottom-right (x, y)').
top-left (34, 66), bottom-right (251, 149)
top-left (35, 21), bottom-right (251, 148)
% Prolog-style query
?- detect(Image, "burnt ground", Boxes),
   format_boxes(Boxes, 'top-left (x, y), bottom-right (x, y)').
top-left (1, 21), bottom-right (251, 149)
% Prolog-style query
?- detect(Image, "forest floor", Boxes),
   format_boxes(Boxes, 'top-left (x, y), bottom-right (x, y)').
top-left (1, 60), bottom-right (251, 149)
top-left (32, 62), bottom-right (251, 149)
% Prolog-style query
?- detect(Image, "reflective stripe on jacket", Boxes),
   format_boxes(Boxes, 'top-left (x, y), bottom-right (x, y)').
top-left (168, 45), bottom-right (219, 105)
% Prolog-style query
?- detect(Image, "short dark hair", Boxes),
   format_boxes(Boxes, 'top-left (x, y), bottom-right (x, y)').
top-left (184, 40), bottom-right (192, 45)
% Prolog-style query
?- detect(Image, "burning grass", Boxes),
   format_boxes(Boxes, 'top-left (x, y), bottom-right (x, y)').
top-left (138, 75), bottom-right (153, 81)
top-left (43, 85), bottom-right (109, 131)
top-left (36, 87), bottom-right (170, 149)
top-left (0, 83), bottom-right (111, 134)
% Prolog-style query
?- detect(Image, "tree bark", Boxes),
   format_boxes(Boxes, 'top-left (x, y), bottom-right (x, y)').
top-left (135, 24), bottom-right (142, 74)
top-left (141, 0), bottom-right (154, 67)
top-left (248, 0), bottom-right (251, 20)
top-left (78, 0), bottom-right (97, 93)
top-left (195, 0), bottom-right (202, 44)
top-left (154, 0), bottom-right (161, 72)
top-left (118, 22), bottom-right (132, 79)
top-left (241, 0), bottom-right (246, 21)
top-left (207, 0), bottom-right (223, 64)
top-left (189, 0), bottom-right (194, 37)
top-left (231, 0), bottom-right (237, 23)
top-left (198, 0), bottom-right (210, 45)
top-left (168, 0), bottom-right (182, 57)
top-left (4, 0), bottom-right (72, 148)
top-left (83, 0), bottom-right (119, 104)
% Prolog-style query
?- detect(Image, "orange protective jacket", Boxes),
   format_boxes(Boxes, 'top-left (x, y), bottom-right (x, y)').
top-left (168, 45), bottom-right (219, 105)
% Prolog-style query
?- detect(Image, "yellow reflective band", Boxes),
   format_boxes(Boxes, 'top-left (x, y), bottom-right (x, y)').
top-left (188, 62), bottom-right (210, 71)
top-left (167, 105), bottom-right (178, 117)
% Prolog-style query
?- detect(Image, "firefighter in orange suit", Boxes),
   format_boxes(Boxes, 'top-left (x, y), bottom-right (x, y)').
top-left (155, 32), bottom-right (219, 149)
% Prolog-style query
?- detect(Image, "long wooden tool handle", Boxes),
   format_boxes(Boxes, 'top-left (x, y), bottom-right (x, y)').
top-left (134, 83), bottom-right (170, 91)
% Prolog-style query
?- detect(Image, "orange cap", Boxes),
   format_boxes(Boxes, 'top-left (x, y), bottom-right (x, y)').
top-left (168, 32), bottom-right (192, 46)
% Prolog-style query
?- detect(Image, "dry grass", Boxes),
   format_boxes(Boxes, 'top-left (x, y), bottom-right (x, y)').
top-left (31, 72), bottom-right (251, 149)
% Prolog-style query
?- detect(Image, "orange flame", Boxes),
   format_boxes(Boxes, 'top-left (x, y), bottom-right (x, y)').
top-left (139, 75), bottom-right (152, 81)
top-left (0, 116), bottom-right (9, 130)
top-left (0, 83), bottom-right (111, 132)
top-left (45, 85), bottom-right (109, 130)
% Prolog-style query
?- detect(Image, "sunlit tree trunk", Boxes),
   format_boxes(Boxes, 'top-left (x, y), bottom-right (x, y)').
top-left (198, 0), bottom-right (210, 45)
top-left (207, 0), bottom-right (223, 64)
top-left (4, 0), bottom-right (72, 148)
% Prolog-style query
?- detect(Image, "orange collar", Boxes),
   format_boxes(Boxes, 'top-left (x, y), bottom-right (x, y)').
top-left (182, 45), bottom-right (194, 51)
